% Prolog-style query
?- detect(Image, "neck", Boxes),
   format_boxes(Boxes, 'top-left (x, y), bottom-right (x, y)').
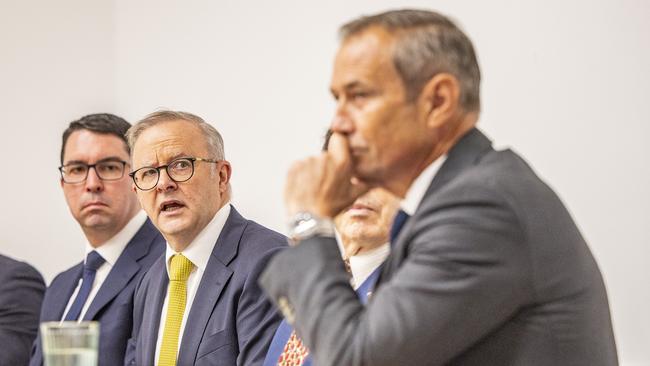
top-left (84, 207), bottom-right (140, 248)
top-left (342, 237), bottom-right (385, 258)
top-left (167, 238), bottom-right (192, 253)
top-left (166, 200), bottom-right (228, 253)
top-left (386, 112), bottom-right (478, 197)
top-left (84, 225), bottom-right (123, 248)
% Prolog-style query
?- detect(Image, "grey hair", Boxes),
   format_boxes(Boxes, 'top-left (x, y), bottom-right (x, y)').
top-left (127, 110), bottom-right (225, 160)
top-left (339, 9), bottom-right (481, 111)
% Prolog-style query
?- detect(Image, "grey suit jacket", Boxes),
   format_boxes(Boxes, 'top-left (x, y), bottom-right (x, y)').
top-left (0, 255), bottom-right (45, 366)
top-left (260, 128), bottom-right (618, 366)
top-left (30, 219), bottom-right (165, 366)
top-left (126, 206), bottom-right (286, 366)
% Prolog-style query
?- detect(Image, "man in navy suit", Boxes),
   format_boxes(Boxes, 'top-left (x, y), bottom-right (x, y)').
top-left (262, 187), bottom-right (398, 366)
top-left (125, 111), bottom-right (285, 366)
top-left (0, 254), bottom-right (45, 366)
top-left (30, 114), bottom-right (165, 366)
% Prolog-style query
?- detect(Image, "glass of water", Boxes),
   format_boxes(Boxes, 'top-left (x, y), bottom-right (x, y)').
top-left (41, 321), bottom-right (99, 366)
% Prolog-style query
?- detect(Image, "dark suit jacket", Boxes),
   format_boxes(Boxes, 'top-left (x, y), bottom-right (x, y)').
top-left (126, 206), bottom-right (286, 366)
top-left (30, 219), bottom-right (165, 366)
top-left (0, 255), bottom-right (45, 366)
top-left (260, 129), bottom-right (618, 366)
top-left (262, 267), bottom-right (381, 366)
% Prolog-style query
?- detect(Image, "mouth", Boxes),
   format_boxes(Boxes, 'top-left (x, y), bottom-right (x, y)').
top-left (344, 202), bottom-right (377, 216)
top-left (159, 200), bottom-right (186, 214)
top-left (82, 201), bottom-right (108, 210)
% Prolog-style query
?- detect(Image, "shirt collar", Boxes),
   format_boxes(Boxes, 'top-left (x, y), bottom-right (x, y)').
top-left (84, 210), bottom-right (148, 266)
top-left (165, 203), bottom-right (231, 274)
top-left (348, 243), bottom-right (390, 288)
top-left (401, 155), bottom-right (447, 215)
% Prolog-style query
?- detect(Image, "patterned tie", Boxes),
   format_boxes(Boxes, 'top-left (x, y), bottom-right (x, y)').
top-left (158, 254), bottom-right (194, 366)
top-left (389, 209), bottom-right (410, 247)
top-left (64, 250), bottom-right (105, 321)
top-left (274, 255), bottom-right (354, 365)
top-left (277, 332), bottom-right (309, 366)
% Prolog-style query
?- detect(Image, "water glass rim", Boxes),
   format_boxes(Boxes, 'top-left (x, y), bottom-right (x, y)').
top-left (41, 320), bottom-right (99, 331)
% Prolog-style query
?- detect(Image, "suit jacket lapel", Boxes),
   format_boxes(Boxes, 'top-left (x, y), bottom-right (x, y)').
top-left (83, 220), bottom-right (158, 320)
top-left (44, 264), bottom-right (83, 321)
top-left (176, 206), bottom-right (244, 365)
top-left (141, 256), bottom-right (168, 366)
top-left (378, 128), bottom-right (494, 284)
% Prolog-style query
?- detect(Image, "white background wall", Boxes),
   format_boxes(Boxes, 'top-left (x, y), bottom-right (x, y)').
top-left (1, 0), bottom-right (648, 364)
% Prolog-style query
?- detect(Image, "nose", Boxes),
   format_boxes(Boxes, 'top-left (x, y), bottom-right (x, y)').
top-left (85, 166), bottom-right (104, 193)
top-left (156, 168), bottom-right (178, 193)
top-left (331, 100), bottom-right (354, 135)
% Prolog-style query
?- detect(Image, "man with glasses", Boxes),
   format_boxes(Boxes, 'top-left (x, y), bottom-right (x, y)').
top-left (30, 113), bottom-right (165, 366)
top-left (124, 111), bottom-right (286, 366)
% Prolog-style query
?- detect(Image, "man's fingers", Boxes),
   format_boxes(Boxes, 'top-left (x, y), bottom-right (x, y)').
top-left (327, 132), bottom-right (351, 169)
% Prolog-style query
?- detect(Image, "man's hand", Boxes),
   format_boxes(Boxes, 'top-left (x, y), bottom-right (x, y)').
top-left (285, 133), bottom-right (369, 218)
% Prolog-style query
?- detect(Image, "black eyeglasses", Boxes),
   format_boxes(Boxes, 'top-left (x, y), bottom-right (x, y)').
top-left (129, 157), bottom-right (219, 191)
top-left (59, 160), bottom-right (128, 184)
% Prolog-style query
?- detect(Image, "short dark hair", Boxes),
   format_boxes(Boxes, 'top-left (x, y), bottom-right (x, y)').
top-left (60, 113), bottom-right (131, 164)
top-left (340, 9), bottom-right (481, 111)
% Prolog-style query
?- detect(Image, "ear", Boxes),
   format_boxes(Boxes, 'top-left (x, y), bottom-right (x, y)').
top-left (60, 178), bottom-right (65, 189)
top-left (418, 73), bottom-right (461, 129)
top-left (218, 161), bottom-right (232, 193)
top-left (132, 183), bottom-right (137, 193)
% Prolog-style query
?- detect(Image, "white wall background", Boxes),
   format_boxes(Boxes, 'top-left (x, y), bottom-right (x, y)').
top-left (1, 0), bottom-right (648, 364)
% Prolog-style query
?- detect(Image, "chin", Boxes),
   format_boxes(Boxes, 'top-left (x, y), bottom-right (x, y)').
top-left (81, 215), bottom-right (112, 229)
top-left (157, 218), bottom-right (189, 236)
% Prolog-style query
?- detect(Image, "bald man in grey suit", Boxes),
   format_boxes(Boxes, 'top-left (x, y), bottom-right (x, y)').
top-left (260, 9), bottom-right (617, 366)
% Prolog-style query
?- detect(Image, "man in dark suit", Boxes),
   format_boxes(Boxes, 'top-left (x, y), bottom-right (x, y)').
top-left (125, 111), bottom-right (285, 366)
top-left (262, 187), bottom-right (399, 366)
top-left (30, 114), bottom-right (165, 366)
top-left (0, 255), bottom-right (45, 366)
top-left (260, 9), bottom-right (618, 366)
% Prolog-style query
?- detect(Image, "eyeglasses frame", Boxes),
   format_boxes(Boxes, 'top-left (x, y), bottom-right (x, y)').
top-left (58, 159), bottom-right (128, 184)
top-left (129, 156), bottom-right (220, 191)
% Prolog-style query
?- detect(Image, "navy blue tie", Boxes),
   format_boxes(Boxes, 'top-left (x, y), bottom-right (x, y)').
top-left (390, 209), bottom-right (410, 247)
top-left (64, 250), bottom-right (105, 321)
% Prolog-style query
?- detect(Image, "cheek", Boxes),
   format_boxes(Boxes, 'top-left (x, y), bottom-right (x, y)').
top-left (137, 193), bottom-right (157, 214)
top-left (62, 187), bottom-right (80, 208)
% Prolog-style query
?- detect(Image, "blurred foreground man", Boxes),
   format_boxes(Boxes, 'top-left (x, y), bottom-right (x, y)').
top-left (125, 111), bottom-right (285, 366)
top-left (260, 9), bottom-right (618, 366)
top-left (0, 254), bottom-right (45, 366)
top-left (31, 114), bottom-right (165, 366)
top-left (263, 188), bottom-right (399, 366)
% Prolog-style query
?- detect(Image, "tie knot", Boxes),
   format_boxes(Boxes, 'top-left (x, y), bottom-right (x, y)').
top-left (85, 250), bottom-right (105, 271)
top-left (169, 254), bottom-right (194, 282)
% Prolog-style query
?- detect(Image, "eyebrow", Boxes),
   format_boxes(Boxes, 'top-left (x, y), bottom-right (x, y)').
top-left (63, 156), bottom-right (126, 166)
top-left (137, 153), bottom-right (192, 168)
top-left (331, 81), bottom-right (370, 96)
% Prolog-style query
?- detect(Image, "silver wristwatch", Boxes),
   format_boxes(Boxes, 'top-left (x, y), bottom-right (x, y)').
top-left (287, 212), bottom-right (335, 245)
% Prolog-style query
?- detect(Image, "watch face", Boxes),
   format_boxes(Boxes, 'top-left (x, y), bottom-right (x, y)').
top-left (289, 213), bottom-right (335, 244)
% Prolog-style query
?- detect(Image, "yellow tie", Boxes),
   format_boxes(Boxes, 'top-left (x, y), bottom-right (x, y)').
top-left (158, 254), bottom-right (194, 366)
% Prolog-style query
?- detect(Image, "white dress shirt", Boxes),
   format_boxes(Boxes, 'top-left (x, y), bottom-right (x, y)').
top-left (154, 203), bottom-right (231, 365)
top-left (349, 243), bottom-right (390, 289)
top-left (401, 155), bottom-right (447, 215)
top-left (61, 210), bottom-right (148, 321)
